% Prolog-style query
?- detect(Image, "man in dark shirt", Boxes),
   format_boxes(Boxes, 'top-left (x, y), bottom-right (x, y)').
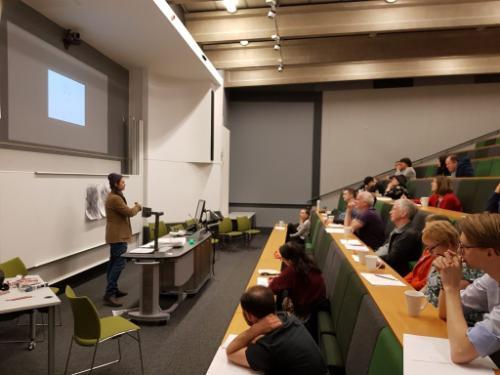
top-left (445, 154), bottom-right (475, 177)
top-left (344, 191), bottom-right (385, 249)
top-left (226, 285), bottom-right (328, 375)
top-left (375, 199), bottom-right (422, 276)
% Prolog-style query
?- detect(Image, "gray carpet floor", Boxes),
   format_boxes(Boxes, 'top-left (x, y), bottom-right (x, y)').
top-left (0, 233), bottom-right (268, 375)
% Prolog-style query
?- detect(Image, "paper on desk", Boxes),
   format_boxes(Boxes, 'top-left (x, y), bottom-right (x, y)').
top-left (257, 277), bottom-right (269, 287)
top-left (360, 272), bottom-right (406, 286)
top-left (206, 335), bottom-right (261, 375)
top-left (326, 228), bottom-right (344, 234)
top-left (274, 226), bottom-right (286, 231)
top-left (159, 237), bottom-right (186, 245)
top-left (327, 223), bottom-right (343, 228)
top-left (129, 247), bottom-right (155, 254)
top-left (352, 255), bottom-right (360, 262)
top-left (345, 244), bottom-right (369, 252)
top-left (341, 239), bottom-right (363, 246)
top-left (404, 334), bottom-right (497, 375)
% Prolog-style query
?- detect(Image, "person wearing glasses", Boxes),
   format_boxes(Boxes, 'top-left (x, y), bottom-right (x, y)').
top-left (406, 220), bottom-right (483, 325)
top-left (434, 213), bottom-right (500, 365)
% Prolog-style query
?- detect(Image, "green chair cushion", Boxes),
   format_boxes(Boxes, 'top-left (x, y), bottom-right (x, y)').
top-left (75, 316), bottom-right (139, 346)
top-left (245, 229), bottom-right (261, 235)
top-left (320, 333), bottom-right (344, 370)
top-left (317, 310), bottom-right (335, 334)
top-left (222, 231), bottom-right (243, 237)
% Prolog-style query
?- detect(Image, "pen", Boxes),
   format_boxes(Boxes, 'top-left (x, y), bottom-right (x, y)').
top-left (373, 274), bottom-right (396, 281)
top-left (6, 295), bottom-right (33, 301)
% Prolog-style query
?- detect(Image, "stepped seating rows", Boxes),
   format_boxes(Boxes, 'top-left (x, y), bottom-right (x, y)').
top-left (415, 154), bottom-right (500, 178)
top-left (304, 214), bottom-right (404, 375)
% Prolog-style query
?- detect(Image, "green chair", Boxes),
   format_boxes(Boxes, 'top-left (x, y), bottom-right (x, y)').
top-left (475, 159), bottom-right (493, 177)
top-left (218, 217), bottom-right (243, 244)
top-left (305, 218), bottom-right (321, 254)
top-left (148, 220), bottom-right (168, 241)
top-left (169, 223), bottom-right (185, 232)
top-left (236, 216), bottom-right (261, 243)
top-left (367, 327), bottom-right (403, 375)
top-left (490, 158), bottom-right (500, 176)
top-left (64, 286), bottom-right (144, 375)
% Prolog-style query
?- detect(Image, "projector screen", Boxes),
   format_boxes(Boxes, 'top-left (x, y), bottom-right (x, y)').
top-left (48, 70), bottom-right (85, 127)
top-left (7, 22), bottom-right (108, 153)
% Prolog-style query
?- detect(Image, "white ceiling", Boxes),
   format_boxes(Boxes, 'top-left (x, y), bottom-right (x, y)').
top-left (23, 0), bottom-right (222, 85)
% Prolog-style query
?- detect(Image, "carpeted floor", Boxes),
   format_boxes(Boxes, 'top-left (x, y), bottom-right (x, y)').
top-left (0, 232), bottom-right (269, 375)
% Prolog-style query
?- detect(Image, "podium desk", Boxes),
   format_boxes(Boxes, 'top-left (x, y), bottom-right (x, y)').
top-left (123, 229), bottom-right (213, 323)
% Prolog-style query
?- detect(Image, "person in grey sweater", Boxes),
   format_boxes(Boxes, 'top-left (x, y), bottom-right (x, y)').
top-left (287, 208), bottom-right (311, 244)
top-left (395, 157), bottom-right (416, 181)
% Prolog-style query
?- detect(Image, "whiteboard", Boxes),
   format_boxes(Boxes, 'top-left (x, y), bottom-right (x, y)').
top-left (0, 171), bottom-right (142, 268)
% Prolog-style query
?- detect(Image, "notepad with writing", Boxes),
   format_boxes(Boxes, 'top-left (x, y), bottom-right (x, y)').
top-left (360, 272), bottom-right (406, 286)
top-left (345, 244), bottom-right (369, 252)
top-left (326, 228), bottom-right (344, 234)
top-left (404, 334), bottom-right (497, 375)
top-left (206, 335), bottom-right (261, 375)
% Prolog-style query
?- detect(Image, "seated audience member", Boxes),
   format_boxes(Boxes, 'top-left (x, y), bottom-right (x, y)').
top-left (286, 208), bottom-right (310, 244)
top-left (384, 175), bottom-right (409, 200)
top-left (445, 154), bottom-right (475, 177)
top-left (436, 155), bottom-right (451, 176)
top-left (395, 157), bottom-right (417, 181)
top-left (335, 188), bottom-right (358, 223)
top-left (269, 242), bottom-right (326, 337)
top-left (434, 214), bottom-right (500, 365)
top-left (345, 191), bottom-right (385, 250)
top-left (359, 176), bottom-right (377, 193)
top-left (405, 215), bottom-right (452, 290)
top-left (226, 285), bottom-right (328, 374)
top-left (486, 183), bottom-right (500, 213)
top-left (428, 176), bottom-right (463, 212)
top-left (374, 199), bottom-right (421, 276)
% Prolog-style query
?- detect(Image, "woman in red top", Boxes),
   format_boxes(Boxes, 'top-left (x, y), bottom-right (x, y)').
top-left (405, 218), bottom-right (457, 290)
top-left (269, 241), bottom-right (326, 337)
top-left (428, 176), bottom-right (463, 212)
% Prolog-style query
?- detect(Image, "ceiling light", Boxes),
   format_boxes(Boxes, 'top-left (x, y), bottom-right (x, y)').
top-left (273, 43), bottom-right (281, 51)
top-left (385, 0), bottom-right (397, 3)
top-left (267, 9), bottom-right (276, 19)
top-left (278, 64), bottom-right (284, 72)
top-left (266, 0), bottom-right (277, 6)
top-left (271, 34), bottom-right (280, 41)
top-left (240, 40), bottom-right (249, 46)
top-left (223, 0), bottom-right (237, 14)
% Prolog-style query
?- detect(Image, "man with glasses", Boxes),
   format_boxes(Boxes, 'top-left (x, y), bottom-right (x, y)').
top-left (434, 213), bottom-right (500, 365)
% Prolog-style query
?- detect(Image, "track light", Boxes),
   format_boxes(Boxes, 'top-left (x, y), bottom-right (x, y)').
top-left (271, 34), bottom-right (280, 42)
top-left (223, 0), bottom-right (237, 14)
top-left (385, 0), bottom-right (397, 3)
top-left (266, 0), bottom-right (276, 5)
top-left (240, 40), bottom-right (249, 46)
top-left (273, 43), bottom-right (281, 51)
top-left (278, 64), bottom-right (284, 72)
top-left (267, 9), bottom-right (276, 19)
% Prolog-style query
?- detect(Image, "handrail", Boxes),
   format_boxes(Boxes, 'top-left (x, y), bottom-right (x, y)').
top-left (312, 128), bottom-right (500, 202)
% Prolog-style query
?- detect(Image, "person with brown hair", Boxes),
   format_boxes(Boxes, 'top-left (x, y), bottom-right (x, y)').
top-left (428, 176), bottom-right (463, 212)
top-left (434, 213), bottom-right (500, 364)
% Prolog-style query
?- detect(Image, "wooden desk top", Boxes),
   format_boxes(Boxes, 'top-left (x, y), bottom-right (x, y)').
top-left (222, 226), bottom-right (287, 342)
top-left (377, 198), bottom-right (467, 221)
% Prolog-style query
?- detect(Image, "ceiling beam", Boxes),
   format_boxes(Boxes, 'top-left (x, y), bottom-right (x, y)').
top-left (186, 0), bottom-right (500, 44)
top-left (203, 28), bottom-right (500, 69)
top-left (224, 54), bottom-right (500, 87)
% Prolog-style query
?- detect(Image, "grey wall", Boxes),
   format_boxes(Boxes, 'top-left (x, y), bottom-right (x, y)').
top-left (0, 0), bottom-right (129, 158)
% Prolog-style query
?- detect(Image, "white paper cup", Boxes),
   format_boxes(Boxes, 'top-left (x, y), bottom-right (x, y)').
top-left (365, 255), bottom-right (378, 271)
top-left (357, 251), bottom-right (367, 265)
top-left (278, 220), bottom-right (285, 227)
top-left (421, 197), bottom-right (429, 207)
top-left (404, 290), bottom-right (428, 317)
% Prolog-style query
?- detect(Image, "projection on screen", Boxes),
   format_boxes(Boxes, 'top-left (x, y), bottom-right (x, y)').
top-left (48, 70), bottom-right (85, 126)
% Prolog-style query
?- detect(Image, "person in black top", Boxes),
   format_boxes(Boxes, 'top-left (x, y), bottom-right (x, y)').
top-left (486, 183), bottom-right (500, 213)
top-left (226, 285), bottom-right (328, 375)
top-left (445, 154), bottom-right (475, 177)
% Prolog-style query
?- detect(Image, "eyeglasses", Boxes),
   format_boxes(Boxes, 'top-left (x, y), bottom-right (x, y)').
top-left (457, 241), bottom-right (479, 256)
top-left (424, 243), bottom-right (440, 254)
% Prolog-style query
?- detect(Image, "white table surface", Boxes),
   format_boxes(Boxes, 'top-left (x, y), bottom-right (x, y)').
top-left (0, 276), bottom-right (61, 314)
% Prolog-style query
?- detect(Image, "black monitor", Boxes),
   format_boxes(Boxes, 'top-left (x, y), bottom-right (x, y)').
top-left (195, 199), bottom-right (206, 224)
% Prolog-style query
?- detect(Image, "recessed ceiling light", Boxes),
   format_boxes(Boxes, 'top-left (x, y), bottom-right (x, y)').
top-left (273, 44), bottom-right (281, 51)
top-left (240, 40), bottom-right (249, 46)
top-left (223, 0), bottom-right (237, 14)
top-left (385, 0), bottom-right (397, 3)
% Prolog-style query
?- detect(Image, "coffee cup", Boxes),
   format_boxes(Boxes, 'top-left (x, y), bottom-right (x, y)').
top-left (357, 251), bottom-right (367, 265)
top-left (404, 290), bottom-right (428, 317)
top-left (278, 220), bottom-right (285, 228)
top-left (365, 255), bottom-right (378, 271)
top-left (420, 197), bottom-right (429, 207)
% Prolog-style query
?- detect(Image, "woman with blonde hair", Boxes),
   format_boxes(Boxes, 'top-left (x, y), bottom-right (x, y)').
top-left (428, 176), bottom-right (462, 212)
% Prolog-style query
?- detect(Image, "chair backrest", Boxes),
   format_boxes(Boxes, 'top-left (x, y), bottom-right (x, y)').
top-left (185, 218), bottom-right (197, 227)
top-left (65, 285), bottom-right (101, 342)
top-left (236, 216), bottom-right (250, 232)
top-left (0, 257), bottom-right (28, 277)
top-left (490, 158), bottom-right (500, 176)
top-left (315, 230), bottom-right (332, 271)
top-left (218, 217), bottom-right (233, 234)
top-left (148, 220), bottom-right (168, 240)
top-left (367, 327), bottom-right (403, 375)
top-left (476, 159), bottom-right (493, 177)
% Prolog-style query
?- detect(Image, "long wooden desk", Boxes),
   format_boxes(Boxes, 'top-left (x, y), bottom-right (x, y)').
top-left (222, 226), bottom-right (286, 342)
